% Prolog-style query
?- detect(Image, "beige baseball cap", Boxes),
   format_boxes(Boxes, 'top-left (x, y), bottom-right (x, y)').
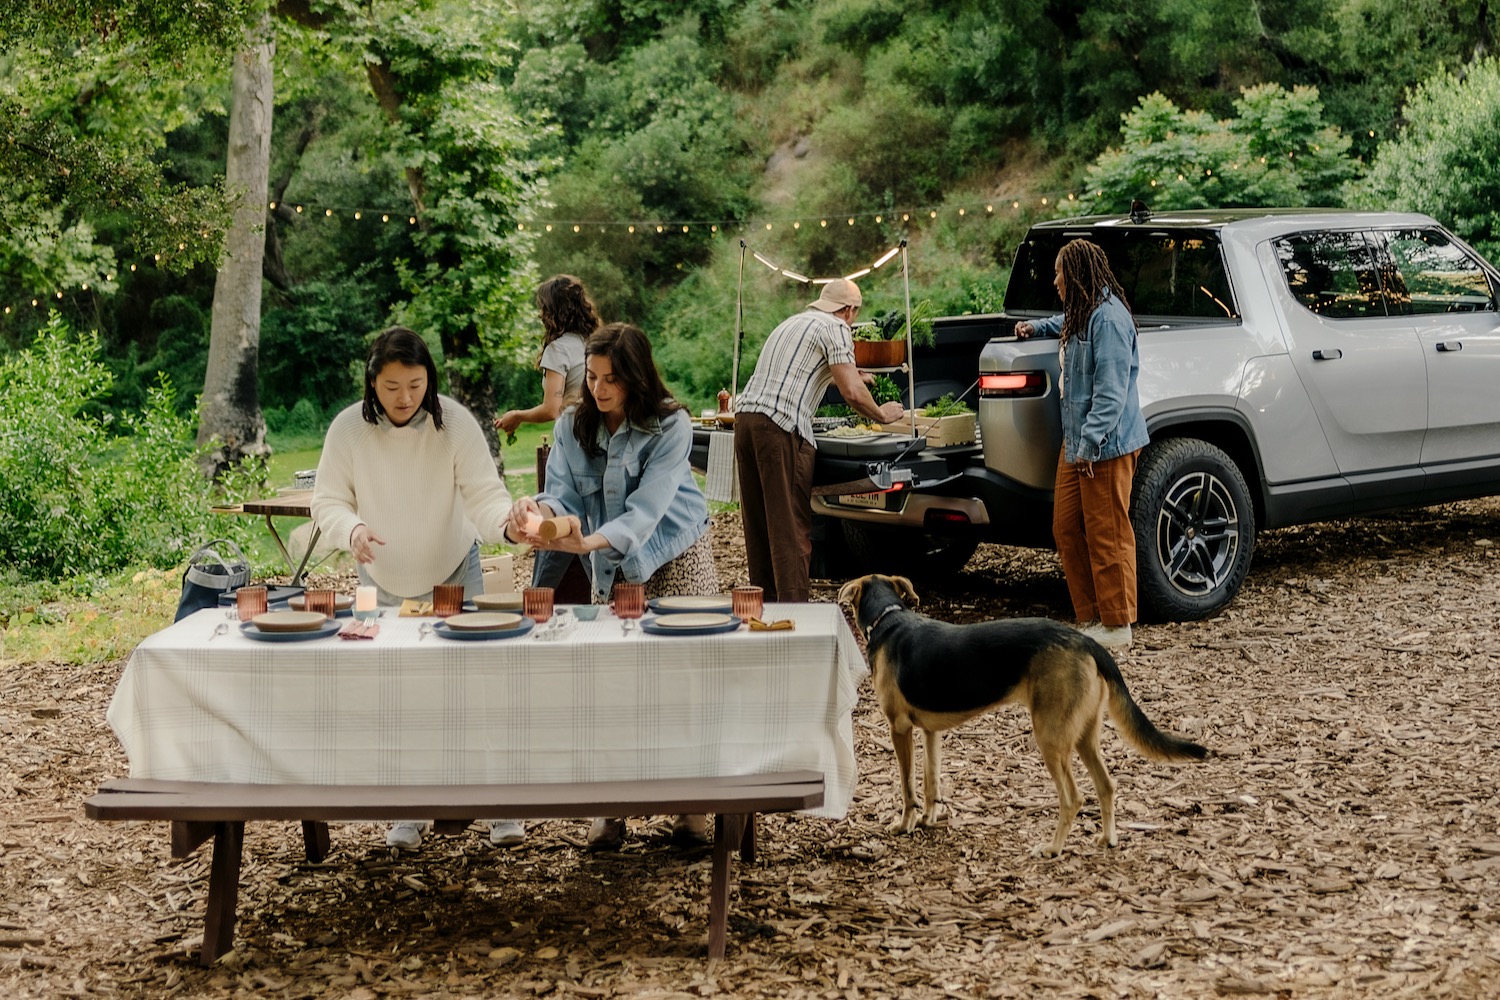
top-left (807, 278), bottom-right (862, 312)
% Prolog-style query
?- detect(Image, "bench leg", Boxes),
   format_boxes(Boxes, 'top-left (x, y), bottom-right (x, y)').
top-left (739, 813), bottom-right (757, 863)
top-left (200, 822), bottom-right (245, 966)
top-left (302, 821), bottom-right (331, 863)
top-left (707, 813), bottom-right (751, 959)
top-left (171, 820), bottom-right (216, 859)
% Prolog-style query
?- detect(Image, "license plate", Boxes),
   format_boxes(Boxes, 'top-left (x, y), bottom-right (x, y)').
top-left (838, 491), bottom-right (886, 510)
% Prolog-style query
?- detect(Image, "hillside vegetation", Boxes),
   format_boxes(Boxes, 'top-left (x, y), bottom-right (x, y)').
top-left (5, 0), bottom-right (1500, 420)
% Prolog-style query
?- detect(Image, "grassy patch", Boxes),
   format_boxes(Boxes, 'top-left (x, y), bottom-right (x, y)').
top-left (0, 567), bottom-right (182, 666)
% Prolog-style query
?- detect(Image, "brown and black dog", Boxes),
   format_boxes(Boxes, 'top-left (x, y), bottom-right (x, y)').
top-left (838, 573), bottom-right (1209, 857)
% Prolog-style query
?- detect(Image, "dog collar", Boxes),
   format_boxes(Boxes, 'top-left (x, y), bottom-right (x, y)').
top-left (865, 602), bottom-right (906, 639)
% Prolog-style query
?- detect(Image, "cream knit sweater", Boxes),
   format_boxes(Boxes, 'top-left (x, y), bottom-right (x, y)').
top-left (311, 396), bottom-right (512, 599)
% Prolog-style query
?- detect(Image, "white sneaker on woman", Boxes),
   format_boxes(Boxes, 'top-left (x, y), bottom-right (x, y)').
top-left (488, 820), bottom-right (526, 847)
top-left (385, 821), bottom-right (428, 850)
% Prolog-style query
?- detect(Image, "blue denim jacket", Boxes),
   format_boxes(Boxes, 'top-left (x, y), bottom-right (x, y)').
top-left (536, 406), bottom-right (710, 600)
top-left (1031, 291), bottom-right (1150, 463)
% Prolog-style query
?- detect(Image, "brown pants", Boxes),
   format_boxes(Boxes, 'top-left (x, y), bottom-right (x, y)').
top-left (734, 412), bottom-right (817, 603)
top-left (1052, 447), bottom-right (1139, 626)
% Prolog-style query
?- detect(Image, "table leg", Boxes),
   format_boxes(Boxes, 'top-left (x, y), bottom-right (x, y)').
top-left (262, 515), bottom-right (321, 587)
top-left (739, 812), bottom-right (757, 863)
top-left (302, 821), bottom-right (330, 863)
top-left (200, 821), bottom-right (245, 966)
top-left (707, 813), bottom-right (750, 959)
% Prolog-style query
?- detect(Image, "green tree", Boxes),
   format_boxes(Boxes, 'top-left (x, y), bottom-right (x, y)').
top-left (1083, 85), bottom-right (1357, 212)
top-left (0, 2), bottom-right (247, 293)
top-left (1348, 58), bottom-right (1500, 260)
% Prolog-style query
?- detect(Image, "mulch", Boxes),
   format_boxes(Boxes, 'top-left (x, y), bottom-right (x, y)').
top-left (5, 503), bottom-right (1500, 997)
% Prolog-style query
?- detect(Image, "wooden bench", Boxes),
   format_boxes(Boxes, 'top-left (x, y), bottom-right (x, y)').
top-left (85, 770), bottom-right (824, 964)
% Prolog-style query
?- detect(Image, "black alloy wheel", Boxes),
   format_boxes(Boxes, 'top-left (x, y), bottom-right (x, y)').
top-left (1130, 437), bottom-right (1255, 621)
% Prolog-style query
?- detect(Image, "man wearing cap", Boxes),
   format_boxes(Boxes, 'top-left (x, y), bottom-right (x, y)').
top-left (733, 278), bottom-right (905, 603)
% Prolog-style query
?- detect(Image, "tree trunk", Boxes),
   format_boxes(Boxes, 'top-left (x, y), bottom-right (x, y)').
top-left (197, 17), bottom-right (274, 477)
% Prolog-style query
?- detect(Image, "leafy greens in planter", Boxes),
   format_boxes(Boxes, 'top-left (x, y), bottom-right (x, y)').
top-left (920, 393), bottom-right (972, 418)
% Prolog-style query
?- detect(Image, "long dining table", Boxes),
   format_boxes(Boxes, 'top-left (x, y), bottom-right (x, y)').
top-left (105, 602), bottom-right (869, 819)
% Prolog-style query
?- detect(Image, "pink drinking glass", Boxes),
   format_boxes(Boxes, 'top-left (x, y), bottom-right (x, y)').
top-left (612, 581), bottom-right (645, 620)
top-left (522, 586), bottom-right (554, 623)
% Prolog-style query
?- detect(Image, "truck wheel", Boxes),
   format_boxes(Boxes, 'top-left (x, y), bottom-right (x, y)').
top-left (1130, 438), bottom-right (1255, 622)
top-left (840, 521), bottom-right (979, 582)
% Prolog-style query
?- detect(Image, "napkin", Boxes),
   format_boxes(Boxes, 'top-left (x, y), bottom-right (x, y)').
top-left (399, 599), bottom-right (434, 617)
top-left (747, 617), bottom-right (794, 632)
top-left (338, 621), bottom-right (379, 640)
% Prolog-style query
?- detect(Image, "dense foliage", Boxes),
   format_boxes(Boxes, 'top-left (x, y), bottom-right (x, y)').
top-left (8, 0), bottom-right (1500, 448)
top-left (1348, 59), bottom-right (1500, 262)
top-left (0, 315), bottom-right (261, 580)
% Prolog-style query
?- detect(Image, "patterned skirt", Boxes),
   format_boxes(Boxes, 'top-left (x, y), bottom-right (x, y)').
top-left (643, 531), bottom-right (720, 600)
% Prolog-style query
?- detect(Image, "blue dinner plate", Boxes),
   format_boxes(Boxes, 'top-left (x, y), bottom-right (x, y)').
top-left (639, 614), bottom-right (742, 637)
top-left (431, 617), bottom-right (537, 641)
top-left (646, 595), bottom-right (733, 615)
top-left (238, 619), bottom-right (342, 643)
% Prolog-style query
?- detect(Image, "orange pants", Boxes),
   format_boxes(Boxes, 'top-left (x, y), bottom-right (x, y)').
top-left (1052, 447), bottom-right (1139, 626)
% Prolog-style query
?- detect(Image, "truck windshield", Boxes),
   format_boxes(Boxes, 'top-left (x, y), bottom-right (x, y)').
top-left (1008, 229), bottom-right (1238, 321)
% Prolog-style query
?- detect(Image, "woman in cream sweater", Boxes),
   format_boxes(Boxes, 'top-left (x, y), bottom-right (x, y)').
top-left (312, 326), bottom-right (521, 850)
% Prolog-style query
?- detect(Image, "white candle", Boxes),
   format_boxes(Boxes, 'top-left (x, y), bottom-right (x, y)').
top-left (355, 585), bottom-right (377, 612)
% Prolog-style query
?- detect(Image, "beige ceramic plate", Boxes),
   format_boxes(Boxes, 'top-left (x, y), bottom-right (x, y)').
top-left (443, 611), bottom-right (524, 632)
top-left (472, 592), bottom-right (524, 611)
top-left (251, 610), bottom-right (330, 633)
top-left (288, 593), bottom-right (354, 612)
top-left (653, 612), bottom-right (734, 629)
top-left (653, 595), bottom-right (732, 611)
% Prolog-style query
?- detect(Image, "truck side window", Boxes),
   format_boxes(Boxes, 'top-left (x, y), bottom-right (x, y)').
top-left (1008, 231), bottom-right (1237, 321)
top-left (1275, 232), bottom-right (1388, 319)
top-left (1374, 229), bottom-right (1496, 315)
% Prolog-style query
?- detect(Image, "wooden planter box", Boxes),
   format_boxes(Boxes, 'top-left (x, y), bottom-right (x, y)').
top-left (853, 339), bottom-right (907, 368)
top-left (880, 408), bottom-right (977, 447)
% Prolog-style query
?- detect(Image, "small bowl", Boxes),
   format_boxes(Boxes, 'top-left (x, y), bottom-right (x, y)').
top-left (572, 604), bottom-right (601, 621)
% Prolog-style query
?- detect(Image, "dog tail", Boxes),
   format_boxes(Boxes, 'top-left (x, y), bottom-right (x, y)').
top-left (1092, 643), bottom-right (1210, 763)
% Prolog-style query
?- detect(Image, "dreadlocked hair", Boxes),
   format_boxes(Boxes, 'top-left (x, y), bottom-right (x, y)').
top-left (1058, 239), bottom-right (1132, 344)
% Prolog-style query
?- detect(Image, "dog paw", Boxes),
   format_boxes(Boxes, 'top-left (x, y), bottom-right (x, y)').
top-left (1095, 832), bottom-right (1119, 849)
top-left (1030, 844), bottom-right (1062, 859)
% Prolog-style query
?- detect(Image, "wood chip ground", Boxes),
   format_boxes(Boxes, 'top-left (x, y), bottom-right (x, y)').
top-left (5, 503), bottom-right (1500, 997)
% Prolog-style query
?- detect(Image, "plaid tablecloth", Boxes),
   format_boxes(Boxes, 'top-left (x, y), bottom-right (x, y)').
top-left (106, 604), bottom-right (869, 818)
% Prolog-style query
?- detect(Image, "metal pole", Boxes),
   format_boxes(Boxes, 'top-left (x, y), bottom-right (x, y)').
top-left (901, 240), bottom-right (915, 437)
top-left (732, 240), bottom-right (747, 403)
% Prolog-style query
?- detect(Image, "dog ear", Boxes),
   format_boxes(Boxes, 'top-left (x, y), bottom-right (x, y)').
top-left (892, 575), bottom-right (920, 608)
top-left (836, 577), bottom-right (865, 608)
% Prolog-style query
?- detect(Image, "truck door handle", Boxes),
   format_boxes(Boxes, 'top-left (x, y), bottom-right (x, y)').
top-left (1312, 349), bottom-right (1342, 361)
top-left (1436, 341), bottom-right (1463, 352)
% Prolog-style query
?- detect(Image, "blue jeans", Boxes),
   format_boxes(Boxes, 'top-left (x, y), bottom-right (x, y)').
top-left (357, 542), bottom-right (484, 607)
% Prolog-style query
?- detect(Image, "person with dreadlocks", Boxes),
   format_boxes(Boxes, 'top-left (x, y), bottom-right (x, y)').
top-left (1014, 238), bottom-right (1149, 649)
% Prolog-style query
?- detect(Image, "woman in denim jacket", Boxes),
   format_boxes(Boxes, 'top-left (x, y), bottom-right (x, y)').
top-left (506, 321), bottom-right (718, 850)
top-left (1015, 238), bottom-right (1149, 649)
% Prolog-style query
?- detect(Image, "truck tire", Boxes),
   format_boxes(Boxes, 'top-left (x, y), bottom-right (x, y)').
top-left (840, 521), bottom-right (980, 582)
top-left (1130, 437), bottom-right (1255, 622)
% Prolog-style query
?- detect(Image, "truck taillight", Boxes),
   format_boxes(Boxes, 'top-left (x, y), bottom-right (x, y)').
top-left (979, 371), bottom-right (1048, 397)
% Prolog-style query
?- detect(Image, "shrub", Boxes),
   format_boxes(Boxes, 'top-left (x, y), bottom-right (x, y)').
top-left (0, 314), bottom-right (263, 580)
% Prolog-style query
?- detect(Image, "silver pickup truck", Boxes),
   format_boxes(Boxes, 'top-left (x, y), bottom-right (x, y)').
top-left (812, 207), bottom-right (1500, 620)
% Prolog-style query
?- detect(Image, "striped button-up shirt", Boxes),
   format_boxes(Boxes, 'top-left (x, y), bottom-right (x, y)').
top-left (736, 308), bottom-right (855, 445)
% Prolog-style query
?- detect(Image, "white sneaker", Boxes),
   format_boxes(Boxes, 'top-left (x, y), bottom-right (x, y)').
top-left (385, 821), bottom-right (427, 850)
top-left (489, 820), bottom-right (526, 847)
top-left (1084, 623), bottom-right (1133, 649)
